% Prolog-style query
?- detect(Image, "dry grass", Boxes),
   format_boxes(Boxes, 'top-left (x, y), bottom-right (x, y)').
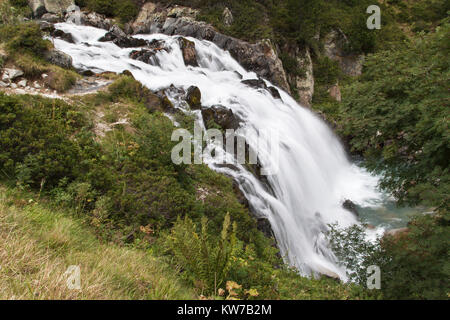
top-left (0, 186), bottom-right (195, 300)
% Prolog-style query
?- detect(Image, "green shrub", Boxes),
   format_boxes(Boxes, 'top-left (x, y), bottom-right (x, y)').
top-left (0, 22), bottom-right (50, 57)
top-left (163, 213), bottom-right (239, 293)
top-left (328, 212), bottom-right (450, 299)
top-left (0, 94), bottom-right (88, 188)
top-left (336, 20), bottom-right (450, 207)
top-left (87, 0), bottom-right (139, 23)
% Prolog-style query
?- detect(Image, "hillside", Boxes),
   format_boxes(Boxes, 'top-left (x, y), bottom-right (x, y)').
top-left (0, 0), bottom-right (448, 300)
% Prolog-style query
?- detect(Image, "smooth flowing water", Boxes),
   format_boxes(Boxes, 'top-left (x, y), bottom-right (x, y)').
top-left (52, 22), bottom-right (401, 280)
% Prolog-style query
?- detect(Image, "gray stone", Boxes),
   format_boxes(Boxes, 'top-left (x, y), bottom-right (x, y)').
top-left (324, 29), bottom-right (365, 77)
top-left (328, 84), bottom-right (341, 102)
top-left (43, 0), bottom-right (74, 15)
top-left (85, 12), bottom-right (112, 30)
top-left (3, 68), bottom-right (24, 81)
top-left (41, 12), bottom-right (61, 23)
top-left (178, 37), bottom-right (198, 67)
top-left (343, 199), bottom-right (359, 217)
top-left (223, 7), bottom-right (233, 26)
top-left (10, 83), bottom-right (18, 89)
top-left (28, 0), bottom-right (46, 18)
top-left (18, 79), bottom-right (28, 87)
top-left (0, 81), bottom-right (8, 88)
top-left (186, 86), bottom-right (201, 109)
top-left (44, 49), bottom-right (73, 69)
top-left (201, 104), bottom-right (241, 131)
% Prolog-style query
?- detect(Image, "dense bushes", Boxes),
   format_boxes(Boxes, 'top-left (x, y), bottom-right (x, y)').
top-left (329, 212), bottom-right (449, 299)
top-left (76, 0), bottom-right (139, 23)
top-left (0, 22), bottom-right (50, 57)
top-left (334, 20), bottom-right (450, 208)
top-left (0, 94), bottom-right (88, 189)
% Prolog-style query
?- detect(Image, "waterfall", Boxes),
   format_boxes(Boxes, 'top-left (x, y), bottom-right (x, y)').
top-left (52, 22), bottom-right (384, 280)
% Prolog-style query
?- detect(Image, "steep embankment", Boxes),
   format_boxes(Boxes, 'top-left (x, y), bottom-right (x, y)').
top-left (0, 185), bottom-right (195, 299)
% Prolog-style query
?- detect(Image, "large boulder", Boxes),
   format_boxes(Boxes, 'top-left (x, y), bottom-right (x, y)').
top-left (178, 37), bottom-right (198, 67)
top-left (44, 49), bottom-right (73, 69)
top-left (201, 105), bottom-right (242, 131)
top-left (2, 68), bottom-right (24, 82)
top-left (241, 78), bottom-right (267, 90)
top-left (100, 25), bottom-right (148, 48)
top-left (51, 29), bottom-right (75, 43)
top-left (186, 86), bottom-right (201, 109)
top-left (99, 25), bottom-right (127, 41)
top-left (343, 199), bottom-right (359, 217)
top-left (130, 49), bottom-right (159, 66)
top-left (84, 12), bottom-right (113, 30)
top-left (241, 79), bottom-right (281, 100)
top-left (43, 0), bottom-right (74, 15)
top-left (28, 0), bottom-right (46, 18)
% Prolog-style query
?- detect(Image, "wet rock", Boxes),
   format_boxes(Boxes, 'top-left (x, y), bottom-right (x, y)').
top-left (241, 78), bottom-right (267, 90)
top-left (257, 218), bottom-right (275, 239)
top-left (80, 70), bottom-right (95, 77)
top-left (43, 0), bottom-right (74, 15)
top-left (113, 36), bottom-right (148, 48)
top-left (186, 85), bottom-right (201, 109)
top-left (267, 86), bottom-right (282, 100)
top-left (28, 0), bottom-right (46, 18)
top-left (343, 199), bottom-right (359, 217)
top-left (178, 37), bottom-right (198, 67)
top-left (201, 105), bottom-right (242, 131)
top-left (51, 29), bottom-right (74, 43)
top-left (38, 21), bottom-right (55, 33)
top-left (130, 49), bottom-right (159, 66)
top-left (99, 25), bottom-right (126, 42)
top-left (232, 180), bottom-right (249, 208)
top-left (100, 26), bottom-right (148, 48)
top-left (223, 7), bottom-right (233, 26)
top-left (44, 49), bottom-right (72, 69)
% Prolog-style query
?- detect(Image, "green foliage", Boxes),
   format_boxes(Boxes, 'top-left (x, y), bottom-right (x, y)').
top-left (0, 22), bottom-right (51, 57)
top-left (86, 0), bottom-right (139, 23)
top-left (327, 20), bottom-right (450, 208)
top-left (0, 94), bottom-right (88, 189)
top-left (163, 213), bottom-right (239, 293)
top-left (328, 212), bottom-right (450, 299)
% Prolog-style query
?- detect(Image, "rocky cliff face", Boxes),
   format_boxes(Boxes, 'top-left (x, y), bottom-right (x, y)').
top-left (28, 0), bottom-right (75, 17)
top-left (129, 3), bottom-right (291, 93)
top-left (323, 29), bottom-right (365, 77)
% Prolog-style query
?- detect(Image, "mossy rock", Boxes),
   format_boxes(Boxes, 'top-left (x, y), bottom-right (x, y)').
top-left (186, 85), bottom-right (201, 109)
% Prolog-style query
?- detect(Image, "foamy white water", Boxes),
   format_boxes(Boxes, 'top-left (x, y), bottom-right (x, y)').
top-left (52, 22), bottom-right (385, 280)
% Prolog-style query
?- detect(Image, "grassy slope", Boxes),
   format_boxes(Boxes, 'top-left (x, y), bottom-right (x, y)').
top-left (0, 185), bottom-right (195, 299)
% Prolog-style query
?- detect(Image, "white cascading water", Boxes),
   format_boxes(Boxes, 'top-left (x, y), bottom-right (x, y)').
top-left (52, 22), bottom-right (384, 280)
